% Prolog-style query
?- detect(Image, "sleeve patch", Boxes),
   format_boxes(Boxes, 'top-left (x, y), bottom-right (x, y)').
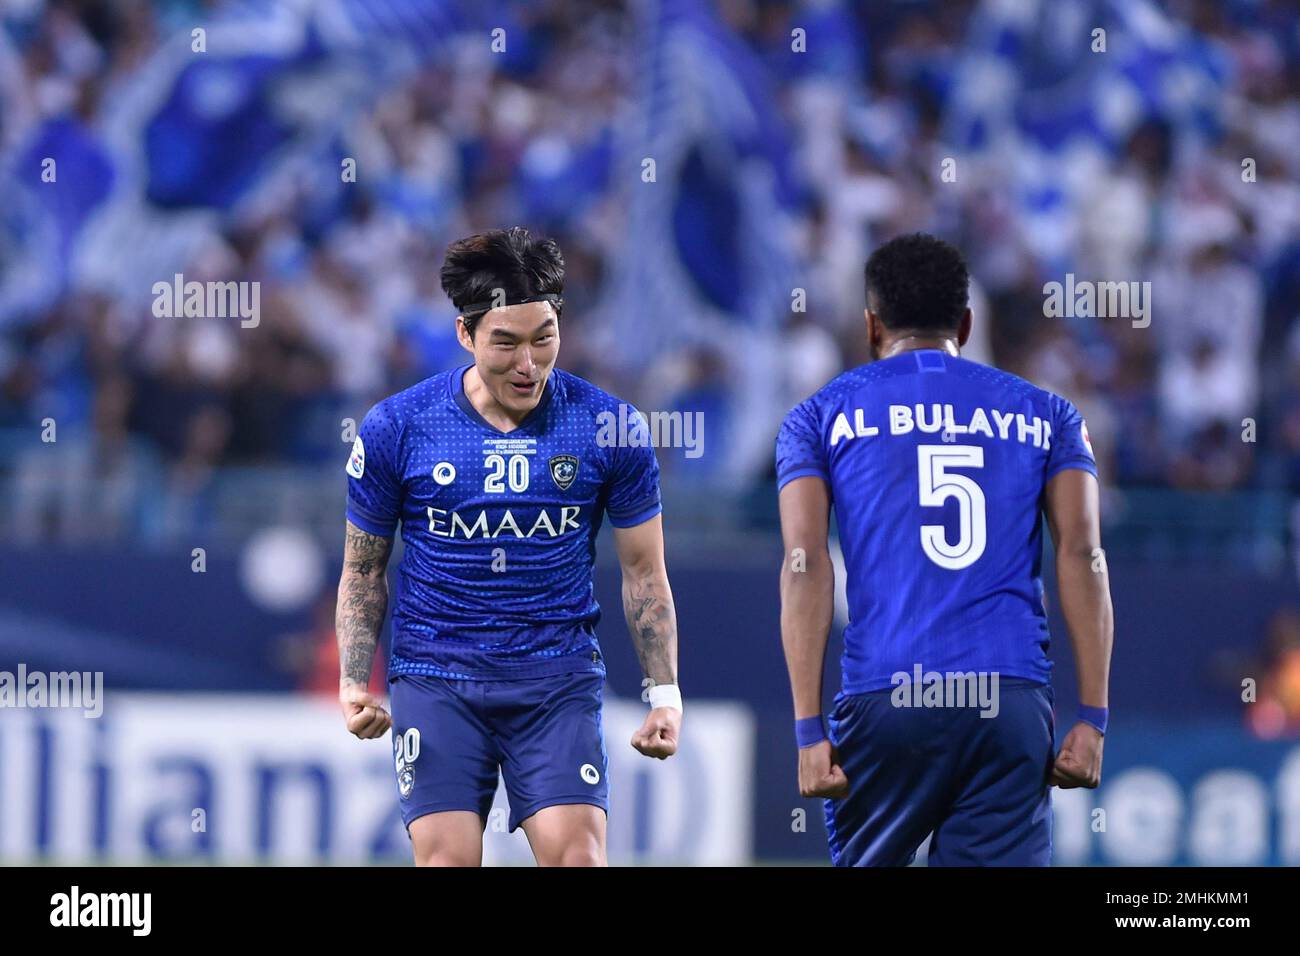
top-left (346, 436), bottom-right (365, 478)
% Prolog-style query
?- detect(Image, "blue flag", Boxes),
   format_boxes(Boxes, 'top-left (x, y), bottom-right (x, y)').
top-left (606, 0), bottom-right (802, 365)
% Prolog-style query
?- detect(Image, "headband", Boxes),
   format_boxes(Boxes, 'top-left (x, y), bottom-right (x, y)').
top-left (458, 292), bottom-right (563, 320)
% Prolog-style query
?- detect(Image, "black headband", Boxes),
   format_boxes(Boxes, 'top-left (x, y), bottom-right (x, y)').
top-left (458, 292), bottom-right (563, 320)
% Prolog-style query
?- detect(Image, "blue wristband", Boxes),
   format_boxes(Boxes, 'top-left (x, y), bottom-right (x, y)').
top-left (795, 715), bottom-right (827, 748)
top-left (1077, 705), bottom-right (1108, 735)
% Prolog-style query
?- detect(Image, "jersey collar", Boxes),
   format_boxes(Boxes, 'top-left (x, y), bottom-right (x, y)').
top-left (452, 363), bottom-right (555, 434)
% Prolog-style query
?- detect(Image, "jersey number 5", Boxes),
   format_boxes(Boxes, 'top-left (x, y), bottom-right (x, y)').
top-left (917, 444), bottom-right (987, 570)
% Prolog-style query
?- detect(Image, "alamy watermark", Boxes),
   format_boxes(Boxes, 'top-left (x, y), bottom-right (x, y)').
top-left (50, 886), bottom-right (150, 936)
top-left (1042, 273), bottom-right (1151, 328)
top-left (890, 664), bottom-right (1000, 718)
top-left (0, 664), bottom-right (104, 718)
top-left (596, 404), bottom-right (703, 459)
top-left (151, 273), bottom-right (260, 328)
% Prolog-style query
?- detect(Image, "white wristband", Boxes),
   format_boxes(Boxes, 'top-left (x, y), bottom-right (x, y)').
top-left (648, 683), bottom-right (683, 713)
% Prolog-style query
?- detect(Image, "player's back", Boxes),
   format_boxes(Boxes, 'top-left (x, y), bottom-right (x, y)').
top-left (776, 350), bottom-right (1096, 694)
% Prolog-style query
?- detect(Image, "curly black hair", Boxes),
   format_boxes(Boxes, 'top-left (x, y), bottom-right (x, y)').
top-left (863, 233), bottom-right (968, 333)
top-left (439, 226), bottom-right (565, 338)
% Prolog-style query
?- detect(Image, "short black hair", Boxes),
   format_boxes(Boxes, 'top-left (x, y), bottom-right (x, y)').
top-left (863, 233), bottom-right (968, 333)
top-left (440, 226), bottom-right (565, 338)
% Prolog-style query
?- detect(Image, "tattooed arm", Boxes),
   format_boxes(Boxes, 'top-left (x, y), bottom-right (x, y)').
top-left (612, 514), bottom-right (680, 759)
top-left (336, 519), bottom-right (395, 739)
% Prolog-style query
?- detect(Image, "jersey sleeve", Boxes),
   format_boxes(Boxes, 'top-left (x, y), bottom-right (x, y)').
top-left (604, 416), bottom-right (663, 528)
top-left (345, 401), bottom-right (404, 537)
top-left (775, 399), bottom-right (828, 490)
top-left (1045, 393), bottom-right (1098, 481)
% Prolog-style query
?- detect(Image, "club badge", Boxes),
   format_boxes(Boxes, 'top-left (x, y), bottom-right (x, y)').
top-left (549, 454), bottom-right (579, 491)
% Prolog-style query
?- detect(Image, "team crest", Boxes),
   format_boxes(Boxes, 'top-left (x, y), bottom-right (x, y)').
top-left (549, 455), bottom-right (579, 491)
top-left (398, 767), bottom-right (414, 799)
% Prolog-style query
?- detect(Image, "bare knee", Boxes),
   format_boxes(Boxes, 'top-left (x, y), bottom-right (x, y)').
top-left (556, 844), bottom-right (605, 867)
top-left (536, 835), bottom-right (606, 867)
top-left (519, 804), bottom-right (608, 866)
top-left (409, 810), bottom-right (483, 867)
top-left (414, 848), bottom-right (481, 867)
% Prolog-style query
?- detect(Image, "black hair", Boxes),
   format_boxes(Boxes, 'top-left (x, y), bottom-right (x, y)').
top-left (439, 226), bottom-right (565, 338)
top-left (863, 233), bottom-right (968, 333)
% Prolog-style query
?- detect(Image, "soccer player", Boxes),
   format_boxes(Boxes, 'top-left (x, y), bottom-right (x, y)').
top-left (776, 234), bottom-right (1114, 866)
top-left (335, 227), bottom-right (682, 867)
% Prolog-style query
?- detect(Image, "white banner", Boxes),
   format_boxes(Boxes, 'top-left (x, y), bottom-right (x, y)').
top-left (0, 693), bottom-right (754, 865)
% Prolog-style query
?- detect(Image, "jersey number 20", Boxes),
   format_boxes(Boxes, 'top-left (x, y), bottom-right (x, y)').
top-left (485, 454), bottom-right (530, 493)
top-left (917, 444), bottom-right (986, 570)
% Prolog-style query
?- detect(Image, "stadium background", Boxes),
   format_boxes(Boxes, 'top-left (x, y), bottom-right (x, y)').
top-left (0, 0), bottom-right (1297, 865)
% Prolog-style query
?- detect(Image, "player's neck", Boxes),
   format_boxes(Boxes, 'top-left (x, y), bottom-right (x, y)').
top-left (878, 335), bottom-right (960, 359)
top-left (463, 365), bottom-right (536, 430)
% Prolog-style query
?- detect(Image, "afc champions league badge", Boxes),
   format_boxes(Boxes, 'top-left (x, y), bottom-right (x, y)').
top-left (549, 454), bottom-right (579, 491)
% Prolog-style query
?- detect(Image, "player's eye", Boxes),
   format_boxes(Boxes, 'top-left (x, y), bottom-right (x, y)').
top-left (534, 335), bottom-right (554, 345)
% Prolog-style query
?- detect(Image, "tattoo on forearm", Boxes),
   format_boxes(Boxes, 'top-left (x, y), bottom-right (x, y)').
top-left (343, 523), bottom-right (392, 576)
top-left (337, 524), bottom-right (393, 688)
top-left (623, 576), bottom-right (677, 686)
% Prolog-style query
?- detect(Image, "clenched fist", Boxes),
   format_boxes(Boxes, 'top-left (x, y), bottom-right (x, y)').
top-left (631, 707), bottom-right (680, 759)
top-left (798, 740), bottom-right (850, 799)
top-left (340, 684), bottom-right (392, 739)
top-left (1050, 721), bottom-right (1104, 789)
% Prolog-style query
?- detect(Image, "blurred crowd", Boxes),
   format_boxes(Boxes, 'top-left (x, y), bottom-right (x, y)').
top-left (0, 0), bottom-right (1297, 543)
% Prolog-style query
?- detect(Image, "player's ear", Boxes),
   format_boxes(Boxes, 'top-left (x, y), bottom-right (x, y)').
top-left (957, 308), bottom-right (972, 347)
top-left (455, 315), bottom-right (475, 352)
top-left (865, 309), bottom-right (881, 350)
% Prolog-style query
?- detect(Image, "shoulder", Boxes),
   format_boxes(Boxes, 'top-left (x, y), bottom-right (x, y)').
top-left (950, 357), bottom-right (1073, 412)
top-left (361, 370), bottom-right (455, 444)
top-left (550, 368), bottom-right (658, 475)
top-left (781, 363), bottom-right (878, 431)
top-left (366, 371), bottom-right (452, 429)
top-left (550, 366), bottom-right (635, 417)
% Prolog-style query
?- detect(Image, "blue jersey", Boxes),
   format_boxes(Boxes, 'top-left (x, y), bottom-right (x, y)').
top-left (775, 350), bottom-right (1097, 694)
top-left (345, 364), bottom-right (662, 681)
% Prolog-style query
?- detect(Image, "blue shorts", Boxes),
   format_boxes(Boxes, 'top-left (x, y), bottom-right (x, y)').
top-left (389, 670), bottom-right (609, 833)
top-left (824, 679), bottom-right (1054, 866)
